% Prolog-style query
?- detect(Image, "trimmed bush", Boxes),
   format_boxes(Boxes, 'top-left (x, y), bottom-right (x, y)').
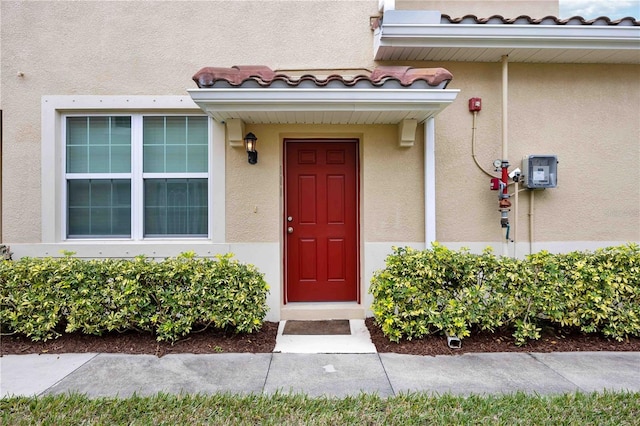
top-left (150, 252), bottom-right (269, 341)
top-left (369, 243), bottom-right (640, 345)
top-left (0, 252), bottom-right (269, 342)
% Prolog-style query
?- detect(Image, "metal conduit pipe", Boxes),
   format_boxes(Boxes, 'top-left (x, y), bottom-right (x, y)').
top-left (529, 190), bottom-right (535, 255)
top-left (471, 111), bottom-right (497, 178)
top-left (514, 179), bottom-right (519, 258)
top-left (500, 55), bottom-right (510, 257)
top-left (501, 55), bottom-right (509, 161)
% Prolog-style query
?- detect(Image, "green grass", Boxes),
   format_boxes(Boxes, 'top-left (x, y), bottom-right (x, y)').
top-left (2, 391), bottom-right (638, 425)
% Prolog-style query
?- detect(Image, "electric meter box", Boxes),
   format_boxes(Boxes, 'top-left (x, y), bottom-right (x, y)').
top-left (521, 155), bottom-right (558, 189)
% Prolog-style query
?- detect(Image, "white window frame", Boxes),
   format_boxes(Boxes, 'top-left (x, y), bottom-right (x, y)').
top-left (42, 96), bottom-right (226, 244)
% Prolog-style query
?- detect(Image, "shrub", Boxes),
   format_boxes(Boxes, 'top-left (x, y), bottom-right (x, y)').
top-left (0, 256), bottom-right (73, 341)
top-left (0, 252), bottom-right (269, 342)
top-left (150, 252), bottom-right (269, 341)
top-left (370, 243), bottom-right (640, 345)
top-left (64, 256), bottom-right (157, 336)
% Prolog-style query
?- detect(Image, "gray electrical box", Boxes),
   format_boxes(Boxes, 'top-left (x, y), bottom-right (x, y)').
top-left (522, 155), bottom-right (558, 189)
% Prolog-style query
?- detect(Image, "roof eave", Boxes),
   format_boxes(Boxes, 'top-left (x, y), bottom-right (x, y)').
top-left (374, 24), bottom-right (640, 62)
top-left (187, 87), bottom-right (460, 124)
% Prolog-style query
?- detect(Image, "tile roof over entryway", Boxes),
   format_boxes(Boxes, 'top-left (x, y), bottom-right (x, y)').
top-left (188, 65), bottom-right (458, 125)
top-left (192, 65), bottom-right (453, 89)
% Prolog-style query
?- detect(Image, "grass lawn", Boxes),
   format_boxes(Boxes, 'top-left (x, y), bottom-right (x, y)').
top-left (2, 391), bottom-right (638, 425)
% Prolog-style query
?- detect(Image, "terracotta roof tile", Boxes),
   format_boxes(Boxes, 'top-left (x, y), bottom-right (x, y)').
top-left (192, 66), bottom-right (453, 89)
top-left (370, 66), bottom-right (453, 86)
top-left (193, 66), bottom-right (276, 87)
top-left (441, 14), bottom-right (639, 26)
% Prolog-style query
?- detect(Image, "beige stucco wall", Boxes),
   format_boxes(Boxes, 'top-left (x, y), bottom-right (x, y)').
top-left (1, 0), bottom-right (639, 250)
top-left (0, 0), bottom-right (379, 243)
top-left (226, 124), bottom-right (425, 243)
top-left (419, 61), bottom-right (640, 243)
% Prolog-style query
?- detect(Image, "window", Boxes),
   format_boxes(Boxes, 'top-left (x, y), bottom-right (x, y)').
top-left (64, 114), bottom-right (209, 239)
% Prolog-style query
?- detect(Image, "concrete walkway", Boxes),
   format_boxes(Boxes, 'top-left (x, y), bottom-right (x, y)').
top-left (2, 320), bottom-right (639, 398)
top-left (2, 351), bottom-right (639, 398)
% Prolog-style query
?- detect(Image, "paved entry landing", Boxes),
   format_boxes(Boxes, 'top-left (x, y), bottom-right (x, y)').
top-left (274, 320), bottom-right (377, 353)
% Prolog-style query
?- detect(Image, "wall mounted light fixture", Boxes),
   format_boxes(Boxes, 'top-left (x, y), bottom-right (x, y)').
top-left (244, 132), bottom-right (258, 164)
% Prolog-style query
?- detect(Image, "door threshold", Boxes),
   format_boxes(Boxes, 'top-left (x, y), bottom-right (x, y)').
top-left (280, 302), bottom-right (364, 320)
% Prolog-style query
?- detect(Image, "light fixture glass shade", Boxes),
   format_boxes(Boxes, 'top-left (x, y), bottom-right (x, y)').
top-left (244, 132), bottom-right (258, 164)
top-left (244, 132), bottom-right (257, 152)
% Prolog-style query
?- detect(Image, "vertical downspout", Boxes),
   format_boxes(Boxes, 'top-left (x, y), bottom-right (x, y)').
top-left (211, 119), bottom-right (226, 243)
top-left (425, 117), bottom-right (436, 246)
top-left (501, 55), bottom-right (509, 257)
top-left (0, 110), bottom-right (3, 243)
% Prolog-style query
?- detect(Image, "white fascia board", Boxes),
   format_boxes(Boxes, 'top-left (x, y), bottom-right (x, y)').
top-left (188, 88), bottom-right (460, 122)
top-left (377, 24), bottom-right (640, 51)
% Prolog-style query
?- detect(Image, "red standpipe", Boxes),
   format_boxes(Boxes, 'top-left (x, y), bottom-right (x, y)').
top-left (499, 164), bottom-right (511, 210)
top-left (501, 165), bottom-right (509, 197)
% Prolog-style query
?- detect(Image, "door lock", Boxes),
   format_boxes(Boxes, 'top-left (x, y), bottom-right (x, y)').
top-left (287, 216), bottom-right (293, 222)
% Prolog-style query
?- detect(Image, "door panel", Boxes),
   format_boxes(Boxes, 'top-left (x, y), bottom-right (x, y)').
top-left (285, 140), bottom-right (358, 302)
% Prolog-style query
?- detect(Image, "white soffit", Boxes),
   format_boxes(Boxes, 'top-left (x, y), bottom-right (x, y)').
top-left (374, 12), bottom-right (640, 64)
top-left (187, 88), bottom-right (459, 125)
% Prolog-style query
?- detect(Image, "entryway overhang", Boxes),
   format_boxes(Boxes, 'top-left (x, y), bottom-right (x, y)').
top-left (189, 87), bottom-right (459, 125)
top-left (374, 10), bottom-right (640, 64)
top-left (187, 66), bottom-right (459, 127)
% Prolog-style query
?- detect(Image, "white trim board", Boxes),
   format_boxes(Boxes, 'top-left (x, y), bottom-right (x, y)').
top-left (41, 96), bottom-right (225, 244)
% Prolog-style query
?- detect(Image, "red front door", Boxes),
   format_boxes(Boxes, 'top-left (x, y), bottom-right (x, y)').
top-left (285, 139), bottom-right (359, 302)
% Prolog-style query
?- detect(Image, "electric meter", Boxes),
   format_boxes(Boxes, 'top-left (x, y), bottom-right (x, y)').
top-left (521, 155), bottom-right (558, 189)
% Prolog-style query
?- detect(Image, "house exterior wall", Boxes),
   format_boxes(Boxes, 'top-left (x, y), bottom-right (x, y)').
top-left (226, 123), bottom-right (425, 244)
top-left (426, 61), bottom-right (640, 254)
top-left (1, 1), bottom-right (638, 320)
top-left (1, 0), bottom-right (379, 244)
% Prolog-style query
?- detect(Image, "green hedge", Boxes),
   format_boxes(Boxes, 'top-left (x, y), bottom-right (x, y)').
top-left (0, 252), bottom-right (269, 342)
top-left (369, 243), bottom-right (640, 345)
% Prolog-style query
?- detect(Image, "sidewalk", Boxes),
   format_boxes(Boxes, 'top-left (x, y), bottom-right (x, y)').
top-left (2, 321), bottom-right (639, 398)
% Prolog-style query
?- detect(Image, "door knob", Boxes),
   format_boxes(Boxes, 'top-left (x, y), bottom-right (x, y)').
top-left (287, 227), bottom-right (294, 234)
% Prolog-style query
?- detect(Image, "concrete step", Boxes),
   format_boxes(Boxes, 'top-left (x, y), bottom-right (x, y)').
top-left (273, 319), bottom-right (377, 353)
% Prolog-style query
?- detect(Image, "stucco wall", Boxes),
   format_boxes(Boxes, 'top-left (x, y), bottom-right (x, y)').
top-left (426, 61), bottom-right (640, 244)
top-left (0, 0), bottom-right (378, 243)
top-left (2, 0), bottom-right (638, 251)
top-left (225, 124), bottom-right (425, 244)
